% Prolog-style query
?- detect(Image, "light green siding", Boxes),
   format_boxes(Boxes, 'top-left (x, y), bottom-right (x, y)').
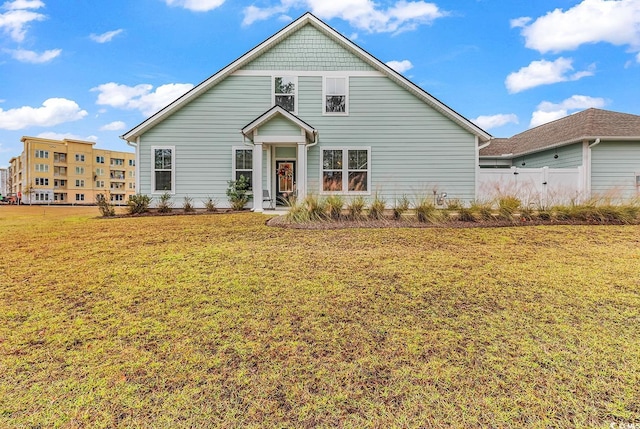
top-left (258, 116), bottom-right (302, 136)
top-left (591, 141), bottom-right (640, 200)
top-left (515, 143), bottom-right (583, 169)
top-left (242, 25), bottom-right (376, 72)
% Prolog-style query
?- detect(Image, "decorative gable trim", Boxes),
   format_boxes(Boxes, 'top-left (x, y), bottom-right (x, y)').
top-left (242, 105), bottom-right (317, 143)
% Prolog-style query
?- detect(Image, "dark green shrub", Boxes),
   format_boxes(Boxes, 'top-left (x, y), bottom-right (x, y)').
top-left (157, 192), bottom-right (173, 213)
top-left (127, 194), bottom-right (151, 215)
top-left (226, 175), bottom-right (250, 211)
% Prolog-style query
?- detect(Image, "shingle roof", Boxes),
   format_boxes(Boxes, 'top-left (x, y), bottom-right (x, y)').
top-left (480, 108), bottom-right (640, 157)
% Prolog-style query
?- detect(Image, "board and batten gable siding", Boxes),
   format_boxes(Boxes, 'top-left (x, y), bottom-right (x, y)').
top-left (242, 25), bottom-right (376, 72)
top-left (514, 143), bottom-right (583, 169)
top-left (298, 75), bottom-right (477, 203)
top-left (591, 141), bottom-right (640, 200)
top-left (138, 75), bottom-right (272, 203)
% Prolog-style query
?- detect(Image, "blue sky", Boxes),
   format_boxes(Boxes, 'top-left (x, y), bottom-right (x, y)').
top-left (1, 0), bottom-right (640, 167)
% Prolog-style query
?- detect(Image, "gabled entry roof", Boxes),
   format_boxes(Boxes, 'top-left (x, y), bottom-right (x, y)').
top-left (241, 106), bottom-right (317, 143)
top-left (122, 12), bottom-right (491, 143)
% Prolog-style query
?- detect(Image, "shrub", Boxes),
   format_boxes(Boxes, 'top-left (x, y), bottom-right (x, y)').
top-left (393, 195), bottom-right (410, 220)
top-left (203, 197), bottom-right (217, 212)
top-left (157, 192), bottom-right (173, 213)
top-left (347, 196), bottom-right (366, 220)
top-left (127, 194), bottom-right (151, 215)
top-left (226, 175), bottom-right (250, 211)
top-left (414, 197), bottom-right (439, 223)
top-left (182, 196), bottom-right (195, 213)
top-left (96, 193), bottom-right (115, 217)
top-left (324, 195), bottom-right (344, 220)
top-left (368, 194), bottom-right (386, 220)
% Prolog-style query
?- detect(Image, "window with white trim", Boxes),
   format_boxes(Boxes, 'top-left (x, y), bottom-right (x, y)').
top-left (75, 179), bottom-right (85, 187)
top-left (129, 159), bottom-right (135, 166)
top-left (96, 168), bottom-right (104, 176)
top-left (75, 166), bottom-right (85, 174)
top-left (322, 148), bottom-right (370, 193)
top-left (152, 147), bottom-right (174, 192)
top-left (274, 76), bottom-right (296, 113)
top-left (95, 180), bottom-right (105, 188)
top-left (232, 148), bottom-right (253, 190)
top-left (35, 164), bottom-right (49, 172)
top-left (76, 193), bottom-right (84, 201)
top-left (35, 178), bottom-right (49, 186)
top-left (75, 154), bottom-right (85, 162)
top-left (324, 77), bottom-right (348, 114)
top-left (35, 150), bottom-right (49, 159)
top-left (96, 156), bottom-right (105, 164)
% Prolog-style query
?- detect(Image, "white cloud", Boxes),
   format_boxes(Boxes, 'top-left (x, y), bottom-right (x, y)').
top-left (637, 52), bottom-right (640, 62)
top-left (472, 113), bottom-right (519, 130)
top-left (514, 0), bottom-right (640, 54)
top-left (505, 57), bottom-right (594, 93)
top-left (242, 0), bottom-right (446, 33)
top-left (0, 98), bottom-right (88, 130)
top-left (529, 95), bottom-right (606, 128)
top-left (509, 16), bottom-right (531, 28)
top-left (92, 82), bottom-right (195, 117)
top-left (386, 59), bottom-right (413, 73)
top-left (165, 0), bottom-right (225, 12)
top-left (90, 29), bottom-right (124, 43)
top-left (0, 0), bottom-right (46, 42)
top-left (37, 132), bottom-right (97, 142)
top-left (100, 121), bottom-right (126, 131)
top-left (6, 48), bottom-right (61, 63)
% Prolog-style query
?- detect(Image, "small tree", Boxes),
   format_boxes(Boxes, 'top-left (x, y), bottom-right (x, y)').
top-left (226, 175), bottom-right (250, 211)
top-left (96, 193), bottom-right (115, 217)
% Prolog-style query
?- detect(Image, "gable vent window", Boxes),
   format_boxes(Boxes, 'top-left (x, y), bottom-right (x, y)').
top-left (324, 77), bottom-right (348, 114)
top-left (274, 76), bottom-right (296, 113)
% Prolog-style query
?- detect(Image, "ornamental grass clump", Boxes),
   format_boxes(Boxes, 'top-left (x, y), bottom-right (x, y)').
top-left (446, 199), bottom-right (475, 222)
top-left (324, 195), bottom-right (344, 220)
top-left (284, 198), bottom-right (310, 223)
top-left (392, 195), bottom-right (410, 220)
top-left (469, 200), bottom-right (494, 221)
top-left (414, 197), bottom-right (439, 223)
top-left (304, 194), bottom-right (327, 221)
top-left (497, 196), bottom-right (520, 221)
top-left (368, 194), bottom-right (386, 220)
top-left (347, 196), bottom-right (366, 220)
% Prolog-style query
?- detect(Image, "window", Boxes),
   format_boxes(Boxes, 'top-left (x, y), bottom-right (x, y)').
top-left (274, 76), bottom-right (296, 113)
top-left (75, 179), bottom-right (85, 187)
top-left (75, 194), bottom-right (84, 201)
top-left (96, 168), bottom-right (104, 176)
top-left (54, 153), bottom-right (66, 163)
top-left (324, 77), bottom-right (348, 114)
top-left (35, 150), bottom-right (49, 159)
top-left (75, 154), bottom-right (85, 162)
top-left (75, 166), bottom-right (85, 174)
top-left (111, 194), bottom-right (124, 202)
top-left (96, 156), bottom-right (105, 164)
top-left (35, 164), bottom-right (49, 172)
top-left (232, 148), bottom-right (252, 190)
top-left (129, 170), bottom-right (135, 178)
top-left (35, 178), bottom-right (49, 186)
top-left (129, 182), bottom-right (135, 189)
top-left (322, 148), bottom-right (370, 193)
top-left (95, 180), bottom-right (104, 188)
top-left (35, 192), bottom-right (49, 201)
top-left (111, 158), bottom-right (124, 166)
top-left (129, 159), bottom-right (135, 166)
top-left (152, 147), bottom-right (174, 192)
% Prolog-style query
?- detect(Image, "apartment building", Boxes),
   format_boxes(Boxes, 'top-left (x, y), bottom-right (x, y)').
top-left (8, 137), bottom-right (136, 205)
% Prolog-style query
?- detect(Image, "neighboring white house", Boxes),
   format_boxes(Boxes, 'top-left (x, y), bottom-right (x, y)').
top-left (122, 12), bottom-right (491, 211)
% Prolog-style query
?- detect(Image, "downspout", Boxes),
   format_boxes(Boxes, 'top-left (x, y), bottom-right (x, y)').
top-left (588, 138), bottom-right (601, 148)
top-left (125, 136), bottom-right (141, 194)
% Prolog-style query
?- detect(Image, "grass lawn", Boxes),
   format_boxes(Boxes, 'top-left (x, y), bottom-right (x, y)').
top-left (1, 206), bottom-right (639, 428)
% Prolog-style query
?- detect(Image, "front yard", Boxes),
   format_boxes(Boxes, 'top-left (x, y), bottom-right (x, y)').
top-left (0, 206), bottom-right (639, 428)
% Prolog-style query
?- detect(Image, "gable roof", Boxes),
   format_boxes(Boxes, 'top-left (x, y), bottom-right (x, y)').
top-left (122, 12), bottom-right (491, 143)
top-left (481, 108), bottom-right (640, 157)
top-left (242, 105), bottom-right (317, 142)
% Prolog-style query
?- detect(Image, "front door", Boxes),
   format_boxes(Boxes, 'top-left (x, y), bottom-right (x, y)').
top-left (276, 160), bottom-right (295, 204)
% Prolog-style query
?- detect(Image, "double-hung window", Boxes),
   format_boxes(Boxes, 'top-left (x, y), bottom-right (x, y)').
top-left (274, 76), bottom-right (296, 113)
top-left (152, 147), bottom-right (175, 192)
top-left (322, 148), bottom-right (370, 193)
top-left (324, 77), bottom-right (348, 114)
top-left (232, 148), bottom-right (253, 190)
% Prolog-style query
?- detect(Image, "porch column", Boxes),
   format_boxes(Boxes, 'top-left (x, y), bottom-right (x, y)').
top-left (297, 142), bottom-right (306, 201)
top-left (253, 142), bottom-right (263, 212)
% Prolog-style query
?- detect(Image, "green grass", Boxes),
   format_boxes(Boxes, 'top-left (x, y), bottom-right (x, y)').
top-left (1, 206), bottom-right (639, 428)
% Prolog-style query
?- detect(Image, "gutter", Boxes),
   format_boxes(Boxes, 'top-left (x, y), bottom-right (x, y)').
top-left (588, 138), bottom-right (601, 148)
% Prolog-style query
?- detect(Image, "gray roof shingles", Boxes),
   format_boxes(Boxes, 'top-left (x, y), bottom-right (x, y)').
top-left (480, 108), bottom-right (640, 157)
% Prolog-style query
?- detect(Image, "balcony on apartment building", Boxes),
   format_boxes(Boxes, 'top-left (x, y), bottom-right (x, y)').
top-left (54, 179), bottom-right (67, 190)
top-left (54, 166), bottom-right (67, 177)
top-left (53, 153), bottom-right (67, 164)
top-left (110, 170), bottom-right (126, 181)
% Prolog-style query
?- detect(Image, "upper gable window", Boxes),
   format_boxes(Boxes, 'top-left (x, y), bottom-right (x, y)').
top-left (274, 76), bottom-right (296, 113)
top-left (324, 77), bottom-right (348, 115)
